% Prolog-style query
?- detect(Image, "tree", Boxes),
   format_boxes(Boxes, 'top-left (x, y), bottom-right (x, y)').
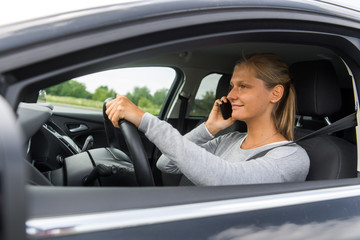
top-left (138, 97), bottom-right (154, 109)
top-left (92, 86), bottom-right (116, 101)
top-left (152, 88), bottom-right (168, 106)
top-left (45, 80), bottom-right (92, 99)
top-left (126, 86), bottom-right (152, 105)
top-left (45, 83), bottom-right (63, 96)
top-left (202, 90), bottom-right (215, 101)
top-left (69, 81), bottom-right (92, 99)
top-left (190, 90), bottom-right (215, 116)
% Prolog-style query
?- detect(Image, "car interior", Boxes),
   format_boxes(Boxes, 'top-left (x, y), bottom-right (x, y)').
top-left (13, 40), bottom-right (358, 188)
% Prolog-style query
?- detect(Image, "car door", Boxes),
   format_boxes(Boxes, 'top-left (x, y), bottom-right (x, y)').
top-left (0, 95), bottom-right (26, 240)
top-left (2, 1), bottom-right (360, 240)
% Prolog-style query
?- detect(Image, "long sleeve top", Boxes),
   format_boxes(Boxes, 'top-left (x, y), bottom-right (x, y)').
top-left (138, 113), bottom-right (310, 186)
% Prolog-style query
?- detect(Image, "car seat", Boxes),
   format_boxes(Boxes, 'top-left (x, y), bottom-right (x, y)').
top-left (290, 60), bottom-right (357, 180)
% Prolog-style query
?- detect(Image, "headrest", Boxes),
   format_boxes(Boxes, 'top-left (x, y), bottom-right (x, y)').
top-left (290, 60), bottom-right (341, 117)
top-left (216, 74), bottom-right (232, 99)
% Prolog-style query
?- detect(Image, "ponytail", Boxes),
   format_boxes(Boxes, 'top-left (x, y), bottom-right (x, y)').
top-left (274, 82), bottom-right (296, 140)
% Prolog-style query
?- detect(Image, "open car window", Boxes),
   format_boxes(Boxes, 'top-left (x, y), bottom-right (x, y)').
top-left (189, 73), bottom-right (222, 117)
top-left (38, 67), bottom-right (176, 115)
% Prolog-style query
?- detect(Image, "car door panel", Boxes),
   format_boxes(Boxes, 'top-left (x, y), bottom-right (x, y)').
top-left (49, 112), bottom-right (107, 149)
top-left (49, 111), bottom-right (157, 164)
top-left (26, 179), bottom-right (360, 239)
top-left (0, 96), bottom-right (26, 240)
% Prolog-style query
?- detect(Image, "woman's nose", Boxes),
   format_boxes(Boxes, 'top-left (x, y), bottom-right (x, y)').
top-left (227, 87), bottom-right (236, 100)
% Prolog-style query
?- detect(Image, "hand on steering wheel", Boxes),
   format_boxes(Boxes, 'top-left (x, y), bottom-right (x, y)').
top-left (105, 95), bottom-right (145, 128)
top-left (103, 97), bottom-right (154, 186)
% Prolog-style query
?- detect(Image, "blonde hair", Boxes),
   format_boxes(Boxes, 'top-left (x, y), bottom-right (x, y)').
top-left (236, 53), bottom-right (296, 140)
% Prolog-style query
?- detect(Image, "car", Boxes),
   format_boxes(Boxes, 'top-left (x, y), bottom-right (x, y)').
top-left (1, 0), bottom-right (360, 239)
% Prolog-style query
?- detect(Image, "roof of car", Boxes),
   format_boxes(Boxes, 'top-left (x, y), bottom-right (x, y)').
top-left (2, 0), bottom-right (360, 26)
top-left (0, 0), bottom-right (359, 51)
top-left (3, 0), bottom-right (360, 25)
top-left (0, 0), bottom-right (359, 75)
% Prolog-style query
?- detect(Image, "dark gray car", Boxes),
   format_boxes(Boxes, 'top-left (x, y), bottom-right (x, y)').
top-left (1, 1), bottom-right (360, 239)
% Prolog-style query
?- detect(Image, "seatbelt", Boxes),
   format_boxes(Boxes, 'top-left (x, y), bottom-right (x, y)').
top-left (177, 91), bottom-right (190, 135)
top-left (246, 112), bottom-right (357, 161)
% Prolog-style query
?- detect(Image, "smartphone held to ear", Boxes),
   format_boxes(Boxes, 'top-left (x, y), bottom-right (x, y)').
top-left (218, 101), bottom-right (232, 120)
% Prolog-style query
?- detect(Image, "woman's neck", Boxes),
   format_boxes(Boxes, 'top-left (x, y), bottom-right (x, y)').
top-left (242, 119), bottom-right (284, 149)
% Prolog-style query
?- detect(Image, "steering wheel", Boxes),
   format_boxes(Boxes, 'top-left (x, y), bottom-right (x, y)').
top-left (103, 98), bottom-right (155, 186)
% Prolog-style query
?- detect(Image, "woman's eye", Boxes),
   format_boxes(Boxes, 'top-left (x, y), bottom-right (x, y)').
top-left (229, 84), bottom-right (247, 92)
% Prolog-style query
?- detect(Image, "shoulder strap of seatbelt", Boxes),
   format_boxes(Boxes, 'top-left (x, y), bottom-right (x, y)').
top-left (177, 92), bottom-right (190, 135)
top-left (246, 112), bottom-right (357, 161)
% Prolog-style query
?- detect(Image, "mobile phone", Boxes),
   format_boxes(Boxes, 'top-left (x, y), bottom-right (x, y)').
top-left (218, 100), bottom-right (232, 120)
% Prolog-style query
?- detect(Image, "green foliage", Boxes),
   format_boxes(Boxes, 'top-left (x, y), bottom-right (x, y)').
top-left (46, 95), bottom-right (103, 110)
top-left (45, 80), bottom-right (169, 115)
top-left (152, 88), bottom-right (169, 106)
top-left (126, 86), bottom-right (153, 105)
top-left (46, 80), bottom-right (92, 99)
top-left (189, 90), bottom-right (215, 116)
top-left (138, 97), bottom-right (154, 108)
top-left (92, 86), bottom-right (116, 101)
top-left (202, 90), bottom-right (216, 101)
top-left (126, 87), bottom-right (168, 115)
top-left (46, 80), bottom-right (117, 101)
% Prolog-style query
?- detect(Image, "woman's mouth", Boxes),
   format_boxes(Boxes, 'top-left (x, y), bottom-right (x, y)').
top-left (232, 104), bottom-right (244, 110)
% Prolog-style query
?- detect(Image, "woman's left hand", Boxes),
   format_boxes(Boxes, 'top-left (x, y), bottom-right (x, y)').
top-left (205, 97), bottom-right (235, 136)
top-left (105, 95), bottom-right (145, 128)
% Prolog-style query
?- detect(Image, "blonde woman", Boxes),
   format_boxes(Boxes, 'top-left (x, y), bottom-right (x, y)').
top-left (106, 53), bottom-right (309, 186)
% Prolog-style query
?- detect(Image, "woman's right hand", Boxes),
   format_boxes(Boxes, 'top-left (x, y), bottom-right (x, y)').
top-left (205, 97), bottom-right (235, 136)
top-left (105, 95), bottom-right (145, 128)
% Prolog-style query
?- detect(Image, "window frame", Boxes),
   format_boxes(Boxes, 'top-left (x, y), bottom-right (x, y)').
top-left (39, 66), bottom-right (180, 117)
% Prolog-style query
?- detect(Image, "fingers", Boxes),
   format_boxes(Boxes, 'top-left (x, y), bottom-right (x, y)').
top-left (215, 96), bottom-right (229, 105)
top-left (105, 95), bottom-right (145, 128)
top-left (105, 95), bottom-right (127, 128)
top-left (106, 99), bottom-right (118, 121)
top-left (220, 96), bottom-right (229, 103)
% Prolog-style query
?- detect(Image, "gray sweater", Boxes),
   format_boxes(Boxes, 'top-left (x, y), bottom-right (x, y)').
top-left (139, 113), bottom-right (310, 186)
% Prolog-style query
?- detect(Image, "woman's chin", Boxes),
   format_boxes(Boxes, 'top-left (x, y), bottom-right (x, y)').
top-left (232, 113), bottom-right (246, 121)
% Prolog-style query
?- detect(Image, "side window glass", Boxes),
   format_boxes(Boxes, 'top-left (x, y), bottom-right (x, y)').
top-left (39, 67), bottom-right (176, 115)
top-left (189, 73), bottom-right (222, 117)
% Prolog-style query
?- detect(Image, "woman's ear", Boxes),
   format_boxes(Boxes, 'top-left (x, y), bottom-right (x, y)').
top-left (270, 84), bottom-right (284, 103)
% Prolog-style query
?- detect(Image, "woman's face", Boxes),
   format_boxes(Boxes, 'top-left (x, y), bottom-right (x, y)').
top-left (227, 64), bottom-right (274, 123)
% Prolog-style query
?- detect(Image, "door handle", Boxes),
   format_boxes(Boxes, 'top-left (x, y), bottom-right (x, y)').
top-left (68, 124), bottom-right (88, 133)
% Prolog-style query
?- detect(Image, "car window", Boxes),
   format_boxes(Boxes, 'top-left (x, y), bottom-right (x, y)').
top-left (189, 73), bottom-right (222, 117)
top-left (39, 67), bottom-right (176, 115)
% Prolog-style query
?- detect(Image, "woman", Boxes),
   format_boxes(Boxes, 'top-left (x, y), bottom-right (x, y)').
top-left (106, 53), bottom-right (309, 186)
